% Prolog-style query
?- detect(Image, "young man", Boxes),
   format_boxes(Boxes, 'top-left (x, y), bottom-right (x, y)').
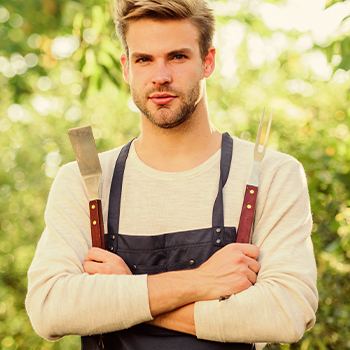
top-left (26, 1), bottom-right (318, 349)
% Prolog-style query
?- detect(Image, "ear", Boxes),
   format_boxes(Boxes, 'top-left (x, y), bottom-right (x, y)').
top-left (203, 46), bottom-right (216, 78)
top-left (120, 54), bottom-right (130, 84)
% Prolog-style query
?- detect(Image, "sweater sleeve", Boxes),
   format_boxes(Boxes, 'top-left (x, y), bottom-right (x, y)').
top-left (194, 158), bottom-right (318, 344)
top-left (25, 164), bottom-right (153, 341)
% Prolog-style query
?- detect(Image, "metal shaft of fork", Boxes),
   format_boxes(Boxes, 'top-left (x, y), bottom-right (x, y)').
top-left (254, 108), bottom-right (273, 162)
top-left (247, 109), bottom-right (273, 186)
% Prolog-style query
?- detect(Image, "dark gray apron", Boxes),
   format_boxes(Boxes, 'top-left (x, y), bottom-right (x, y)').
top-left (82, 133), bottom-right (255, 350)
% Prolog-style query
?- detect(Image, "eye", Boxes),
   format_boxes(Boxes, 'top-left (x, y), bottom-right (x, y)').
top-left (173, 54), bottom-right (186, 60)
top-left (136, 57), bottom-right (150, 63)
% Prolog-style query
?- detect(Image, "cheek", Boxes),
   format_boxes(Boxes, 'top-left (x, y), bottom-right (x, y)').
top-left (175, 67), bottom-right (203, 86)
top-left (129, 69), bottom-right (149, 87)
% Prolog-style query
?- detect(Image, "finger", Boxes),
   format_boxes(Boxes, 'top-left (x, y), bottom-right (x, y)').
top-left (236, 244), bottom-right (260, 259)
top-left (85, 247), bottom-right (103, 262)
top-left (85, 247), bottom-right (113, 263)
top-left (246, 269), bottom-right (258, 285)
top-left (233, 275), bottom-right (253, 294)
top-left (83, 261), bottom-right (101, 275)
top-left (247, 258), bottom-right (261, 274)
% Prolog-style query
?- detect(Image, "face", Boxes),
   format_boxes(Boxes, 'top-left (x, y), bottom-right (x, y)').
top-left (121, 19), bottom-right (215, 129)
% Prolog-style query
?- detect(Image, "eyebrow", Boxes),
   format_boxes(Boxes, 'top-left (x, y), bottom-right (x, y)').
top-left (131, 52), bottom-right (152, 61)
top-left (167, 48), bottom-right (193, 58)
top-left (131, 48), bottom-right (193, 61)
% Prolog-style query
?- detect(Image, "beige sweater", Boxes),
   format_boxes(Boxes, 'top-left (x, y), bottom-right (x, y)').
top-left (26, 136), bottom-right (318, 347)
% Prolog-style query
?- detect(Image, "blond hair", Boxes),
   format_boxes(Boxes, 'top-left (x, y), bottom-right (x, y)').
top-left (114, 0), bottom-right (215, 61)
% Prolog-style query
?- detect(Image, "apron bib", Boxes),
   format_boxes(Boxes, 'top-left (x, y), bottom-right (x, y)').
top-left (82, 133), bottom-right (255, 350)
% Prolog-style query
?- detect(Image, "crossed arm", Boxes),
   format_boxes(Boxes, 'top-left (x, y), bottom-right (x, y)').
top-left (26, 157), bottom-right (318, 342)
top-left (83, 243), bottom-right (261, 335)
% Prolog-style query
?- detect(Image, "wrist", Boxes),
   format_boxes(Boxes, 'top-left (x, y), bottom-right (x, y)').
top-left (149, 304), bottom-right (196, 336)
top-left (147, 269), bottom-right (201, 317)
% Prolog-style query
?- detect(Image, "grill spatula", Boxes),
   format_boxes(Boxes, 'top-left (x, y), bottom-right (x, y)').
top-left (68, 125), bottom-right (105, 249)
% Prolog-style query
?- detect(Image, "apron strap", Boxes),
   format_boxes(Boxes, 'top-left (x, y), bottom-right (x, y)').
top-left (212, 132), bottom-right (233, 229)
top-left (107, 139), bottom-right (134, 236)
top-left (108, 133), bottom-right (233, 235)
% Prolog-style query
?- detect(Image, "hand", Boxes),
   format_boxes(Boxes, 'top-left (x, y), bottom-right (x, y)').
top-left (83, 247), bottom-right (132, 275)
top-left (147, 243), bottom-right (260, 317)
top-left (194, 243), bottom-right (260, 300)
top-left (147, 304), bottom-right (196, 336)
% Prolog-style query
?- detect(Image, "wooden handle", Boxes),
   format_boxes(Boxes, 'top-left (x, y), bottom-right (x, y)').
top-left (236, 185), bottom-right (258, 244)
top-left (89, 200), bottom-right (105, 249)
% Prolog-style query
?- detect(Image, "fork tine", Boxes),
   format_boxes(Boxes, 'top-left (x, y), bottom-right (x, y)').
top-left (255, 107), bottom-right (265, 152)
top-left (263, 110), bottom-right (274, 149)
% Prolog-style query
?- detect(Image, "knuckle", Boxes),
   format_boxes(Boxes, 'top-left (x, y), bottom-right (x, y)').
top-left (231, 243), bottom-right (240, 251)
top-left (90, 247), bottom-right (99, 255)
top-left (235, 254), bottom-right (246, 264)
top-left (237, 279), bottom-right (250, 291)
top-left (238, 265), bottom-right (248, 275)
top-left (225, 243), bottom-right (236, 253)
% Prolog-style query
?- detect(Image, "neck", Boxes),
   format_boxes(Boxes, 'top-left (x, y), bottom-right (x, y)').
top-left (134, 93), bottom-right (222, 172)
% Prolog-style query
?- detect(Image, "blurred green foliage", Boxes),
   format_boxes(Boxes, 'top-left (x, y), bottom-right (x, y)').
top-left (1, 0), bottom-right (350, 349)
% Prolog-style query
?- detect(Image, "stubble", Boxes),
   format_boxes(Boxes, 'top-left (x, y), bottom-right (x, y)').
top-left (131, 80), bottom-right (204, 129)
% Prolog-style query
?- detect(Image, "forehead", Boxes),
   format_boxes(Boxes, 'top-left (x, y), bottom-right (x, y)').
top-left (125, 18), bottom-right (201, 56)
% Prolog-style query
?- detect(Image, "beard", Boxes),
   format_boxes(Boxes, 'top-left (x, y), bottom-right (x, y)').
top-left (131, 79), bottom-right (204, 129)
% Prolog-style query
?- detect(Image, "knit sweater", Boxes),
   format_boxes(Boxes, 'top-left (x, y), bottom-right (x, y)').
top-left (26, 136), bottom-right (318, 348)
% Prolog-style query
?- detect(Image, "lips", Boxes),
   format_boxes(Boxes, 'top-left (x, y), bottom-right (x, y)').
top-left (149, 93), bottom-right (177, 105)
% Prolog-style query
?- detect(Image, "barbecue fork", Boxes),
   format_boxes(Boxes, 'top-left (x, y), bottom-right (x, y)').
top-left (236, 108), bottom-right (273, 244)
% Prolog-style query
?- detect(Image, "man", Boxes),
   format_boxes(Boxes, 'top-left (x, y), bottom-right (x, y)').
top-left (26, 0), bottom-right (318, 349)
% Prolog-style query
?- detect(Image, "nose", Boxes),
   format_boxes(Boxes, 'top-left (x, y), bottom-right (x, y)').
top-left (152, 61), bottom-right (172, 85)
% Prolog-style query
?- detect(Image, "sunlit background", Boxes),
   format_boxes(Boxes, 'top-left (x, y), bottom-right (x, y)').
top-left (1, 0), bottom-right (350, 349)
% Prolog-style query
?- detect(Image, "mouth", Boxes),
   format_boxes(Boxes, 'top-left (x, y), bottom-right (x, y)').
top-left (149, 93), bottom-right (177, 105)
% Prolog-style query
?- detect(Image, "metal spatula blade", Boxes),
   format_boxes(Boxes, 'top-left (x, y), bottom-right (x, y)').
top-left (68, 126), bottom-right (101, 201)
top-left (68, 125), bottom-right (105, 249)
